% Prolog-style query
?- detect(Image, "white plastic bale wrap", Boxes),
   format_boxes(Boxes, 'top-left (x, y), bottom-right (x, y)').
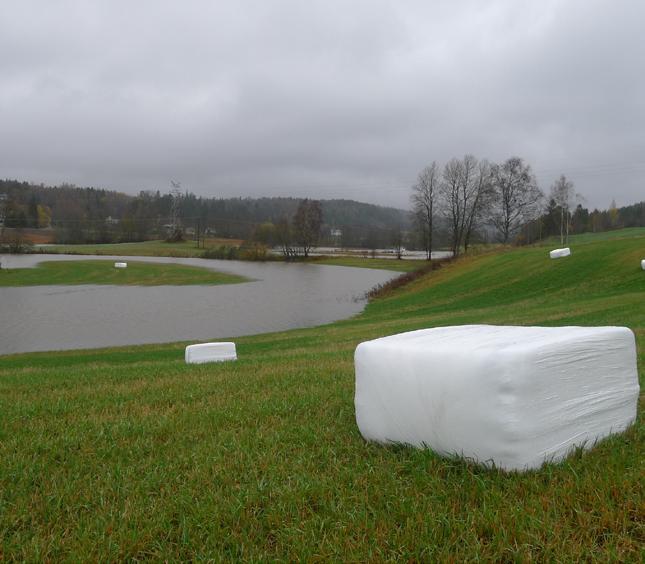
top-left (114, 262), bottom-right (128, 268)
top-left (354, 325), bottom-right (639, 471)
top-left (549, 248), bottom-right (571, 259)
top-left (641, 259), bottom-right (645, 270)
top-left (185, 342), bottom-right (237, 364)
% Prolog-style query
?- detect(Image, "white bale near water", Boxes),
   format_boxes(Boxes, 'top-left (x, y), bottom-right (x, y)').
top-left (185, 342), bottom-right (237, 364)
top-left (354, 325), bottom-right (639, 471)
top-left (114, 262), bottom-right (128, 268)
top-left (549, 247), bottom-right (571, 259)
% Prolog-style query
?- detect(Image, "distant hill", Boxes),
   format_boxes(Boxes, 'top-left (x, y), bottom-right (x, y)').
top-left (0, 179), bottom-right (412, 246)
top-left (321, 199), bottom-right (411, 229)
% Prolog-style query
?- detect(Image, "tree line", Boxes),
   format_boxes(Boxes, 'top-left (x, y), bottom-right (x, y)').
top-left (411, 156), bottom-right (543, 258)
top-left (1, 175), bottom-right (643, 254)
top-left (0, 179), bottom-right (409, 249)
top-left (410, 155), bottom-right (645, 259)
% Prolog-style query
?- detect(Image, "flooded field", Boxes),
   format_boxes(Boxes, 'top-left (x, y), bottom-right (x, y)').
top-left (0, 254), bottom-right (397, 355)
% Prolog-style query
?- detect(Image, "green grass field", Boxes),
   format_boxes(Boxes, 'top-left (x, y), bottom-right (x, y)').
top-left (38, 239), bottom-right (423, 272)
top-left (538, 226), bottom-right (645, 245)
top-left (1, 231), bottom-right (643, 560)
top-left (41, 238), bottom-right (243, 258)
top-left (0, 260), bottom-right (249, 287)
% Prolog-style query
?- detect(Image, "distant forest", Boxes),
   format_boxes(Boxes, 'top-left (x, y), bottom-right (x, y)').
top-left (0, 180), bottom-right (412, 248)
top-left (0, 179), bottom-right (643, 249)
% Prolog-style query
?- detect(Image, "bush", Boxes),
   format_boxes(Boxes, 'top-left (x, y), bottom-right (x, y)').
top-left (165, 228), bottom-right (184, 243)
top-left (239, 242), bottom-right (268, 261)
top-left (201, 246), bottom-right (239, 260)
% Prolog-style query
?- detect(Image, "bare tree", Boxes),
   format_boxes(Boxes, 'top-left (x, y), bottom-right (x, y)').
top-left (489, 157), bottom-right (543, 243)
top-left (438, 155), bottom-right (491, 256)
top-left (463, 159), bottom-right (493, 253)
top-left (411, 162), bottom-right (439, 260)
top-left (390, 225), bottom-right (405, 259)
top-left (167, 180), bottom-right (184, 242)
top-left (440, 158), bottom-right (463, 256)
top-left (550, 175), bottom-right (578, 245)
top-left (608, 198), bottom-right (621, 228)
top-left (293, 199), bottom-right (322, 258)
top-left (275, 217), bottom-right (296, 259)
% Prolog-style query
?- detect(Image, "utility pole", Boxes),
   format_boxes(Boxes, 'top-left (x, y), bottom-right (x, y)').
top-left (0, 193), bottom-right (7, 230)
top-left (170, 181), bottom-right (182, 238)
top-left (170, 181), bottom-right (181, 230)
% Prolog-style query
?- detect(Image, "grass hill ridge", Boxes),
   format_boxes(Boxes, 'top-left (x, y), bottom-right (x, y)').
top-left (0, 229), bottom-right (643, 560)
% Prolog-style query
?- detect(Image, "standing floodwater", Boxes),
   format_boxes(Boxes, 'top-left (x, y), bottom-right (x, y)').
top-left (0, 254), bottom-right (398, 355)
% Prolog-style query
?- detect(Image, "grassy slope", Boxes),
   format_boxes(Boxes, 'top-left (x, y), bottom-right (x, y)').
top-left (0, 233), bottom-right (643, 560)
top-left (41, 238), bottom-right (243, 258)
top-left (0, 260), bottom-right (249, 287)
top-left (538, 226), bottom-right (645, 245)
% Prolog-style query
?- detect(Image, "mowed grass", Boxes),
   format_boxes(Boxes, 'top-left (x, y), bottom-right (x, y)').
top-left (0, 260), bottom-right (249, 287)
top-left (0, 232), bottom-right (643, 560)
top-left (42, 238), bottom-right (243, 258)
top-left (539, 226), bottom-right (645, 245)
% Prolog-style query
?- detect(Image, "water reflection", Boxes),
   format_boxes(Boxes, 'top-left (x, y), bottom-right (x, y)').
top-left (0, 254), bottom-right (397, 354)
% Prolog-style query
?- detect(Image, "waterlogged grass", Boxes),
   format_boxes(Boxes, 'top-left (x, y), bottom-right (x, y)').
top-left (41, 238), bottom-right (243, 257)
top-left (41, 239), bottom-right (422, 272)
top-left (0, 232), bottom-right (643, 560)
top-left (311, 255), bottom-right (423, 272)
top-left (0, 260), bottom-right (249, 287)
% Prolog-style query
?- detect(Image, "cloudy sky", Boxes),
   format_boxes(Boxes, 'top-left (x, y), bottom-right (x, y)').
top-left (1, 0), bottom-right (643, 210)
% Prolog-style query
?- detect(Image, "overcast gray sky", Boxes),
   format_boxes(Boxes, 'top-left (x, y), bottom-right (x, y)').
top-left (1, 0), bottom-right (643, 210)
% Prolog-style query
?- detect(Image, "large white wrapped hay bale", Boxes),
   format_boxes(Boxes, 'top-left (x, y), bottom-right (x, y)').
top-left (114, 262), bottom-right (128, 268)
top-left (185, 342), bottom-right (237, 364)
top-left (641, 259), bottom-right (645, 270)
top-left (549, 247), bottom-right (571, 259)
top-left (354, 325), bottom-right (639, 471)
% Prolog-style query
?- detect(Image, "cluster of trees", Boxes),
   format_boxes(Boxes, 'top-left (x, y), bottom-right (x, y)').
top-left (411, 156), bottom-right (543, 257)
top-left (0, 180), bottom-right (134, 243)
top-left (255, 199), bottom-right (323, 258)
top-left (0, 183), bottom-right (54, 229)
top-left (520, 197), bottom-right (645, 245)
top-left (410, 155), bottom-right (644, 258)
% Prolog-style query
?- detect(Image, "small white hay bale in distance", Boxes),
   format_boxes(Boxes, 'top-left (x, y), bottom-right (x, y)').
top-left (549, 247), bottom-right (571, 259)
top-left (641, 259), bottom-right (645, 270)
top-left (114, 262), bottom-right (128, 268)
top-left (185, 342), bottom-right (237, 364)
top-left (354, 325), bottom-right (639, 471)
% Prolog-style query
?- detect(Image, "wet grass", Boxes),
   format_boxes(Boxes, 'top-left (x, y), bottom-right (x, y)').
top-left (0, 260), bottom-right (249, 287)
top-left (310, 255), bottom-right (423, 272)
top-left (0, 231), bottom-right (643, 560)
top-left (40, 238), bottom-right (243, 257)
top-left (40, 240), bottom-right (422, 272)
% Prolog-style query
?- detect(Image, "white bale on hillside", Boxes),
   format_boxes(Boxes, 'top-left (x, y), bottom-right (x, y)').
top-left (185, 342), bottom-right (237, 364)
top-left (114, 262), bottom-right (128, 268)
top-left (641, 259), bottom-right (645, 270)
top-left (354, 325), bottom-right (639, 471)
top-left (549, 247), bottom-right (571, 259)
